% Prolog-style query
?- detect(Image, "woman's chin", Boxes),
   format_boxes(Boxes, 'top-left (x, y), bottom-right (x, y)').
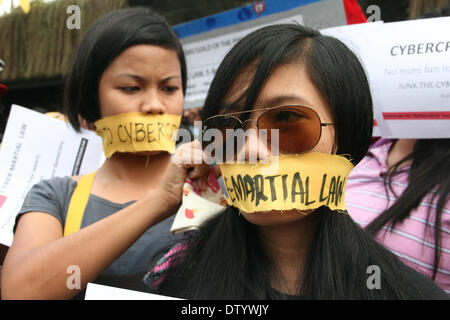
top-left (241, 208), bottom-right (314, 226)
top-left (134, 150), bottom-right (167, 157)
top-left (112, 150), bottom-right (170, 160)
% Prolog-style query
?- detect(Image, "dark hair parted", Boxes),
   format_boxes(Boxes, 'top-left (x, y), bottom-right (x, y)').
top-left (148, 24), bottom-right (447, 299)
top-left (63, 7), bottom-right (187, 132)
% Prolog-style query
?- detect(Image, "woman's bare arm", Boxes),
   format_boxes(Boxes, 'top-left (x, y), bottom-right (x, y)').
top-left (0, 187), bottom-right (176, 300)
top-left (1, 140), bottom-right (205, 300)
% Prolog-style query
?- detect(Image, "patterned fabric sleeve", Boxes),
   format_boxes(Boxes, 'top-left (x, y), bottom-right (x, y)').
top-left (143, 242), bottom-right (187, 292)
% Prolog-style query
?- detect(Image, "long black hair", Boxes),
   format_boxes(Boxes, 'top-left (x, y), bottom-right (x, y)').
top-left (149, 24), bottom-right (444, 299)
top-left (62, 7), bottom-right (187, 132)
top-left (366, 139), bottom-right (450, 280)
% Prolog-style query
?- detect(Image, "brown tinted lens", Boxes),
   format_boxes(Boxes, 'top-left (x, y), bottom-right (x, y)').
top-left (258, 106), bottom-right (322, 154)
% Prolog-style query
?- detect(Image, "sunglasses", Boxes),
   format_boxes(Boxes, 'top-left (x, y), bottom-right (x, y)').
top-left (202, 105), bottom-right (335, 162)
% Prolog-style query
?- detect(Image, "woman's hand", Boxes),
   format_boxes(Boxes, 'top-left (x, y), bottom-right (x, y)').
top-left (156, 140), bottom-right (210, 209)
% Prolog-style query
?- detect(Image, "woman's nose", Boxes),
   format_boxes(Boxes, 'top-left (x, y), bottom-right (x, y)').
top-left (235, 124), bottom-right (272, 163)
top-left (140, 90), bottom-right (166, 114)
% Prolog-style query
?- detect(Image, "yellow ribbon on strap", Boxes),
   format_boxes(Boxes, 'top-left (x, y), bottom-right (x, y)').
top-left (64, 172), bottom-right (96, 236)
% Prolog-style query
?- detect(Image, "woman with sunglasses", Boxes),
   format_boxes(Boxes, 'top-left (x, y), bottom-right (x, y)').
top-left (143, 24), bottom-right (448, 299)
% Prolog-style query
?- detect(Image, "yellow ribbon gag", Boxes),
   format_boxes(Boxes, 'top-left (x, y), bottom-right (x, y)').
top-left (94, 113), bottom-right (181, 158)
top-left (219, 153), bottom-right (354, 213)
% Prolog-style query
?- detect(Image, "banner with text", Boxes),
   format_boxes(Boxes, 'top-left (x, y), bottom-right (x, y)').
top-left (369, 17), bottom-right (450, 138)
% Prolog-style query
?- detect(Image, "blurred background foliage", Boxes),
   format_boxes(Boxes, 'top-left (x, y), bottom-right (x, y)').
top-left (0, 0), bottom-right (128, 82)
top-left (0, 0), bottom-right (253, 84)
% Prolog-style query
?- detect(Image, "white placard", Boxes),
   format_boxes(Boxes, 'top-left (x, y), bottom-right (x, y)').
top-left (368, 17), bottom-right (450, 138)
top-left (0, 105), bottom-right (104, 246)
top-left (84, 283), bottom-right (182, 300)
top-left (322, 17), bottom-right (450, 138)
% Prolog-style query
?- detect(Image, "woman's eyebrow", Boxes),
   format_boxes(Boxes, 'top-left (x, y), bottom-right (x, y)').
top-left (161, 75), bottom-right (181, 82)
top-left (256, 95), bottom-right (314, 108)
top-left (218, 94), bottom-right (315, 115)
top-left (116, 73), bottom-right (144, 81)
top-left (115, 74), bottom-right (181, 82)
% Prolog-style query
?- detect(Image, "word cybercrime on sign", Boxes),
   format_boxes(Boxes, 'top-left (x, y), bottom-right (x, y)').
top-left (390, 41), bottom-right (450, 56)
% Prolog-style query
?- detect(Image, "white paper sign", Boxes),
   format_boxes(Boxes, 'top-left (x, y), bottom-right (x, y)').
top-left (0, 105), bottom-right (103, 246)
top-left (367, 17), bottom-right (450, 138)
top-left (84, 283), bottom-right (182, 300)
top-left (322, 17), bottom-right (450, 138)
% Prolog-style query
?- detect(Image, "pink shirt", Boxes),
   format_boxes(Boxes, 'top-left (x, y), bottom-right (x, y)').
top-left (346, 139), bottom-right (450, 294)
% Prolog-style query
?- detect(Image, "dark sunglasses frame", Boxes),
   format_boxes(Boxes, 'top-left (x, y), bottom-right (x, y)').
top-left (201, 105), bottom-right (335, 157)
top-left (203, 104), bottom-right (334, 131)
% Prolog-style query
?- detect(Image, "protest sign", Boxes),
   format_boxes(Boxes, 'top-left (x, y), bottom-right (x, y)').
top-left (321, 17), bottom-right (450, 138)
top-left (0, 105), bottom-right (103, 246)
top-left (367, 17), bottom-right (450, 138)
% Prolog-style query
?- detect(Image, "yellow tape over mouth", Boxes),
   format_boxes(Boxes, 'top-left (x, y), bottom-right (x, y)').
top-left (219, 153), bottom-right (354, 213)
top-left (94, 113), bottom-right (181, 158)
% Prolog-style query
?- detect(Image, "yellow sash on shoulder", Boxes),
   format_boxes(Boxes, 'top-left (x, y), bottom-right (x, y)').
top-left (63, 172), bottom-right (96, 236)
